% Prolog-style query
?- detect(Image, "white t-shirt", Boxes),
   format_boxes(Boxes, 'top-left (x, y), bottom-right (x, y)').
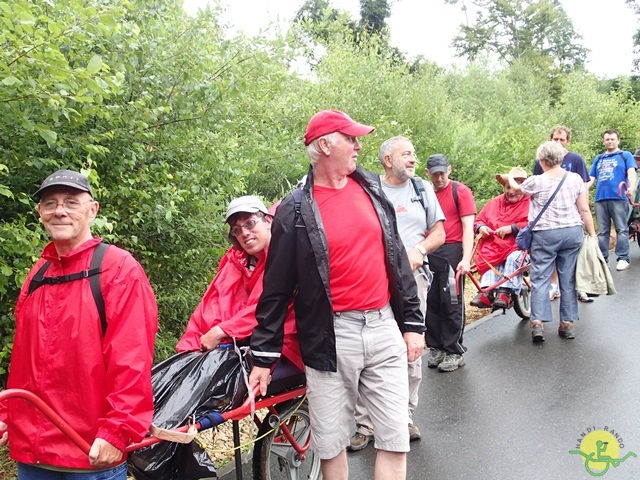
top-left (381, 176), bottom-right (445, 249)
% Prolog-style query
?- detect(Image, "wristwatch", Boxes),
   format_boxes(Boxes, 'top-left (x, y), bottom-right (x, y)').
top-left (415, 245), bottom-right (427, 256)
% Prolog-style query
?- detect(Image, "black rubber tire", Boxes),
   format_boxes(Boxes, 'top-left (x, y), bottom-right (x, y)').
top-left (513, 284), bottom-right (531, 320)
top-left (252, 398), bottom-right (322, 480)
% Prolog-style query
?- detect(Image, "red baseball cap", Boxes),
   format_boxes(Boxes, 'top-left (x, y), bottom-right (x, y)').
top-left (303, 110), bottom-right (375, 146)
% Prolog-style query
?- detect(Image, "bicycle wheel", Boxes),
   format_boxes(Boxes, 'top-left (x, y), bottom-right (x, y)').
top-left (253, 398), bottom-right (322, 480)
top-left (512, 284), bottom-right (531, 320)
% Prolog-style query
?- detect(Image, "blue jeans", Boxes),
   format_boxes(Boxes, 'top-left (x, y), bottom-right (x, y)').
top-left (595, 200), bottom-right (630, 262)
top-left (529, 226), bottom-right (583, 323)
top-left (17, 463), bottom-right (127, 480)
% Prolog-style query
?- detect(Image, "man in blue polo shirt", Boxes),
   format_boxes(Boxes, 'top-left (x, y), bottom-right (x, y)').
top-left (589, 129), bottom-right (637, 271)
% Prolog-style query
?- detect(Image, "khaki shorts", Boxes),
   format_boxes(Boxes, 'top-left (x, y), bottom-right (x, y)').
top-left (305, 303), bottom-right (409, 459)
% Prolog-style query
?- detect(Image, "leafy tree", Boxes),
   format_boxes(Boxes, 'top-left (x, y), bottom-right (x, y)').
top-left (294, 0), bottom-right (405, 66)
top-left (627, 0), bottom-right (640, 71)
top-left (360, 0), bottom-right (392, 35)
top-left (446, 0), bottom-right (587, 75)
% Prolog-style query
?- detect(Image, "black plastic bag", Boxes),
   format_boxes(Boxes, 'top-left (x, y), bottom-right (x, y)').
top-left (128, 347), bottom-right (249, 479)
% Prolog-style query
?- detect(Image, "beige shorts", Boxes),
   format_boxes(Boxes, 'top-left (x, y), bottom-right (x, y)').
top-left (304, 303), bottom-right (409, 459)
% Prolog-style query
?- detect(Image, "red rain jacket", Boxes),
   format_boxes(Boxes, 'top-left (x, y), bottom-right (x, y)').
top-left (1, 238), bottom-right (158, 469)
top-left (176, 246), bottom-right (302, 370)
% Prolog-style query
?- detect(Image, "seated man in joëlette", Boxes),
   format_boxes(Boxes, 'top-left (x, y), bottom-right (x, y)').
top-left (470, 167), bottom-right (530, 310)
top-left (177, 195), bottom-right (302, 369)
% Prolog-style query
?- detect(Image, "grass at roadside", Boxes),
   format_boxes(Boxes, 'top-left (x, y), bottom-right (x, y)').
top-left (0, 448), bottom-right (16, 479)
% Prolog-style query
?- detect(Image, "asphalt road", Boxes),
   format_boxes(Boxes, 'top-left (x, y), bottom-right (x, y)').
top-left (222, 245), bottom-right (640, 480)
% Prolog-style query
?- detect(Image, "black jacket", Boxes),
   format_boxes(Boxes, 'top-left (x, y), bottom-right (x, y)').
top-left (250, 166), bottom-right (424, 372)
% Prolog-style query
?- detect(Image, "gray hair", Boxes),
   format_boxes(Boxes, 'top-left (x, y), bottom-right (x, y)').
top-left (378, 136), bottom-right (411, 167)
top-left (306, 132), bottom-right (340, 167)
top-left (536, 141), bottom-right (564, 167)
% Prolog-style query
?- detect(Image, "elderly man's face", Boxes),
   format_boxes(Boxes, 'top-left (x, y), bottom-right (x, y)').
top-left (504, 182), bottom-right (524, 204)
top-left (38, 186), bottom-right (98, 253)
top-left (326, 133), bottom-right (361, 176)
top-left (388, 139), bottom-right (417, 182)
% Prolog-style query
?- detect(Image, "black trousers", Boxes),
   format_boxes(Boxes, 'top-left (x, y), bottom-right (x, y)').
top-left (426, 243), bottom-right (467, 355)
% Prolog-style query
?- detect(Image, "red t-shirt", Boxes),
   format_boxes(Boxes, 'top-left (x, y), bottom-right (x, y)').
top-left (314, 178), bottom-right (390, 311)
top-left (434, 180), bottom-right (476, 243)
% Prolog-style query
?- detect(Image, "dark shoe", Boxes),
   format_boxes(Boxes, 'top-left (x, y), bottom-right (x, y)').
top-left (493, 288), bottom-right (512, 309)
top-left (347, 432), bottom-right (373, 452)
top-left (437, 353), bottom-right (465, 372)
top-left (426, 347), bottom-right (445, 368)
top-left (530, 321), bottom-right (545, 343)
top-left (558, 321), bottom-right (575, 339)
top-left (470, 292), bottom-right (493, 308)
top-left (408, 423), bottom-right (421, 441)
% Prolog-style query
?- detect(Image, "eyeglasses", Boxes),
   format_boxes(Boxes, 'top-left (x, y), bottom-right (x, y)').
top-left (40, 199), bottom-right (94, 214)
top-left (230, 217), bottom-right (264, 237)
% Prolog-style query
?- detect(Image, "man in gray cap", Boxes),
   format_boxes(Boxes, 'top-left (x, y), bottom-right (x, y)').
top-left (425, 154), bottom-right (477, 372)
top-left (0, 169), bottom-right (158, 479)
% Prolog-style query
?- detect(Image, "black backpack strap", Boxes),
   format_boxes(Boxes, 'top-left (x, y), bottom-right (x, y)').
top-left (410, 177), bottom-right (427, 211)
top-left (26, 242), bottom-right (109, 336)
top-left (90, 242), bottom-right (109, 336)
top-left (28, 261), bottom-right (53, 295)
top-left (452, 181), bottom-right (459, 213)
top-left (291, 187), bottom-right (303, 219)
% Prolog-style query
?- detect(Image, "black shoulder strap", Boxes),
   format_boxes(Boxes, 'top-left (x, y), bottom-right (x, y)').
top-left (409, 177), bottom-right (427, 211)
top-left (27, 242), bottom-right (109, 336)
top-left (291, 187), bottom-right (303, 219)
top-left (452, 181), bottom-right (459, 213)
top-left (28, 261), bottom-right (53, 295)
top-left (90, 242), bottom-right (108, 336)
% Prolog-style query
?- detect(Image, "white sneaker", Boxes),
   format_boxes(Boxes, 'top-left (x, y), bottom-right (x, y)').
top-left (549, 284), bottom-right (560, 301)
top-left (616, 260), bottom-right (630, 271)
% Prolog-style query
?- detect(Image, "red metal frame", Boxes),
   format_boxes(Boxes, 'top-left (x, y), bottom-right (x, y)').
top-left (0, 384), bottom-right (310, 457)
top-left (455, 233), bottom-right (531, 297)
top-left (463, 250), bottom-right (531, 296)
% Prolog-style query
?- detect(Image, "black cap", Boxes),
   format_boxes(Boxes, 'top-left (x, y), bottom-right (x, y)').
top-left (34, 169), bottom-right (94, 200)
top-left (634, 148), bottom-right (640, 159)
top-left (426, 154), bottom-right (450, 173)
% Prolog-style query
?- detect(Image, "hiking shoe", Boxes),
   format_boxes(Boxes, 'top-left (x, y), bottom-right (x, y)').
top-left (437, 353), bottom-right (465, 372)
top-left (493, 288), bottom-right (512, 309)
top-left (470, 292), bottom-right (493, 308)
top-left (549, 284), bottom-right (560, 301)
top-left (347, 432), bottom-right (373, 452)
top-left (577, 291), bottom-right (593, 303)
top-left (558, 321), bottom-right (575, 339)
top-left (408, 423), bottom-right (421, 442)
top-left (530, 321), bottom-right (545, 343)
top-left (426, 347), bottom-right (445, 368)
top-left (616, 259), bottom-right (630, 271)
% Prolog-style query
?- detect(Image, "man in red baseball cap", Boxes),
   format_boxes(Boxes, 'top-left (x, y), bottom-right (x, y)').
top-left (303, 109), bottom-right (375, 146)
top-left (250, 111), bottom-right (425, 479)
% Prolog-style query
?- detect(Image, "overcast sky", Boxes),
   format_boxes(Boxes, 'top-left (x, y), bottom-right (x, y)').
top-left (183, 0), bottom-right (637, 78)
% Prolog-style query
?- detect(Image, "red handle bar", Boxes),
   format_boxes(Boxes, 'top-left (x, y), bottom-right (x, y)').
top-left (0, 383), bottom-right (305, 454)
top-left (0, 389), bottom-right (91, 454)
